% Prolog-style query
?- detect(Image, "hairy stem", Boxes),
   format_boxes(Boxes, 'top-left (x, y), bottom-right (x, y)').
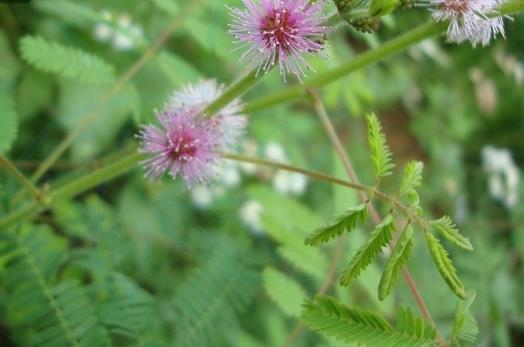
top-left (307, 89), bottom-right (446, 345)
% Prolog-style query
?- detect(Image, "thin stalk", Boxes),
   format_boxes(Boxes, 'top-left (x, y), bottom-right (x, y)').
top-left (0, 150), bottom-right (420, 233)
top-left (0, 156), bottom-right (46, 205)
top-left (307, 89), bottom-right (445, 344)
top-left (244, 0), bottom-right (524, 113)
top-left (0, 153), bottom-right (143, 231)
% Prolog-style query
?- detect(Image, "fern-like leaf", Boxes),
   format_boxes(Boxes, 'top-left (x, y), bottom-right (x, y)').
top-left (0, 226), bottom-right (112, 347)
top-left (425, 232), bottom-right (466, 299)
top-left (305, 204), bottom-right (368, 245)
top-left (400, 161), bottom-right (423, 194)
top-left (340, 214), bottom-right (395, 286)
top-left (430, 216), bottom-right (473, 251)
top-left (174, 242), bottom-right (260, 347)
top-left (452, 290), bottom-right (479, 344)
top-left (396, 307), bottom-right (437, 340)
top-left (301, 296), bottom-right (438, 347)
top-left (366, 113), bottom-right (395, 180)
top-left (378, 225), bottom-right (414, 300)
top-left (20, 36), bottom-right (115, 84)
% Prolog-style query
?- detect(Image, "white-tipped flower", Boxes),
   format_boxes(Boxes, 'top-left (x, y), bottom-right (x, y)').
top-left (422, 0), bottom-right (506, 47)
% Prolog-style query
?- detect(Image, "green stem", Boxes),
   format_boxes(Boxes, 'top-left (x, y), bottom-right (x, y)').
top-left (0, 156), bottom-right (46, 205)
top-left (0, 150), bottom-right (422, 233)
top-left (243, 20), bottom-right (445, 113)
top-left (204, 68), bottom-right (261, 116)
top-left (243, 0), bottom-right (524, 113)
top-left (0, 153), bottom-right (143, 231)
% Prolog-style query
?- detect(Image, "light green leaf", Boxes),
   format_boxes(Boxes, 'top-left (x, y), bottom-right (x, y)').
top-left (366, 113), bottom-right (394, 180)
top-left (425, 232), bottom-right (466, 299)
top-left (263, 267), bottom-right (307, 317)
top-left (400, 161), bottom-right (423, 196)
top-left (340, 215), bottom-right (395, 286)
top-left (452, 290), bottom-right (479, 344)
top-left (430, 216), bottom-right (473, 251)
top-left (0, 92), bottom-right (18, 154)
top-left (20, 36), bottom-right (115, 84)
top-left (301, 296), bottom-right (438, 347)
top-left (305, 204), bottom-right (368, 246)
top-left (378, 225), bottom-right (413, 300)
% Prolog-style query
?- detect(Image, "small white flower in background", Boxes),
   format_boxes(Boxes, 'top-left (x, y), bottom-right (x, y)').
top-left (265, 142), bottom-right (287, 163)
top-left (422, 0), bottom-right (506, 47)
top-left (219, 162), bottom-right (241, 188)
top-left (93, 11), bottom-right (144, 51)
top-left (272, 170), bottom-right (308, 196)
top-left (264, 142), bottom-right (309, 196)
top-left (239, 200), bottom-right (264, 235)
top-left (482, 145), bottom-right (520, 208)
top-left (190, 185), bottom-right (216, 208)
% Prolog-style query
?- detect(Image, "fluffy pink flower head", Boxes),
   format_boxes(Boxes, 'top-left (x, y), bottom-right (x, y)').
top-left (229, 0), bottom-right (329, 82)
top-left (138, 80), bottom-right (247, 187)
top-left (169, 80), bottom-right (247, 150)
top-left (138, 109), bottom-right (219, 186)
top-left (425, 0), bottom-right (505, 46)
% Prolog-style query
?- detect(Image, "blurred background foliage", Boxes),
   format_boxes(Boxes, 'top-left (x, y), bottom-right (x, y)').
top-left (0, 0), bottom-right (523, 346)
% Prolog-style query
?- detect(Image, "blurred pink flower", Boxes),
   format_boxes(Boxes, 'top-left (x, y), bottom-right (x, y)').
top-left (137, 81), bottom-right (247, 187)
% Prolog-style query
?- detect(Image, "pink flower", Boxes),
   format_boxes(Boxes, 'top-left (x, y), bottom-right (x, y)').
top-left (137, 108), bottom-right (220, 186)
top-left (425, 0), bottom-right (506, 46)
top-left (169, 80), bottom-right (247, 150)
top-left (228, 0), bottom-right (329, 82)
top-left (137, 81), bottom-right (247, 187)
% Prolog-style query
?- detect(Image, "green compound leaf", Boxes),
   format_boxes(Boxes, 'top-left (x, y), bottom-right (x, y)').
top-left (378, 225), bottom-right (414, 300)
top-left (305, 203), bottom-right (368, 246)
top-left (0, 91), bottom-right (18, 154)
top-left (301, 296), bottom-right (438, 347)
top-left (430, 216), bottom-right (473, 251)
top-left (400, 161), bottom-right (424, 196)
top-left (20, 36), bottom-right (116, 84)
top-left (452, 290), bottom-right (479, 345)
top-left (366, 113), bottom-right (395, 180)
top-left (396, 307), bottom-right (437, 341)
top-left (340, 214), bottom-right (395, 286)
top-left (425, 232), bottom-right (466, 299)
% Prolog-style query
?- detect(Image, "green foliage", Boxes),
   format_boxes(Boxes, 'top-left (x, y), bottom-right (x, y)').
top-left (20, 36), bottom-right (116, 85)
top-left (399, 161), bottom-right (423, 207)
top-left (263, 267), bottom-right (307, 317)
top-left (452, 291), bottom-right (479, 345)
top-left (0, 91), bottom-right (18, 154)
top-left (425, 232), bottom-right (466, 299)
top-left (378, 225), bottom-right (414, 300)
top-left (340, 214), bottom-right (395, 286)
top-left (0, 225), bottom-right (112, 347)
top-left (173, 242), bottom-right (260, 347)
top-left (305, 203), bottom-right (368, 246)
top-left (301, 296), bottom-right (437, 346)
top-left (366, 113), bottom-right (394, 181)
top-left (430, 216), bottom-right (473, 251)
